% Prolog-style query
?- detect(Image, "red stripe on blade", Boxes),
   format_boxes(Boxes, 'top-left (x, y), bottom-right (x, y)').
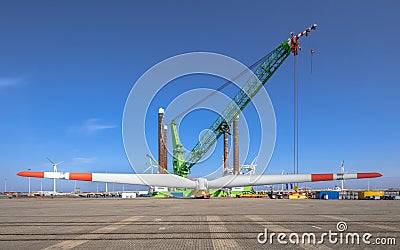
top-left (357, 172), bottom-right (382, 179)
top-left (311, 174), bottom-right (334, 182)
top-left (69, 173), bottom-right (92, 181)
top-left (17, 172), bottom-right (44, 178)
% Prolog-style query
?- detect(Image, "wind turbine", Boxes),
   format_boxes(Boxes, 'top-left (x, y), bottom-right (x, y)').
top-left (241, 156), bottom-right (258, 175)
top-left (46, 158), bottom-right (63, 193)
top-left (145, 154), bottom-right (160, 174)
top-left (144, 161), bottom-right (156, 174)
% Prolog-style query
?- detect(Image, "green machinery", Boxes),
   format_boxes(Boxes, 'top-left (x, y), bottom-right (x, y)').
top-left (171, 25), bottom-right (317, 178)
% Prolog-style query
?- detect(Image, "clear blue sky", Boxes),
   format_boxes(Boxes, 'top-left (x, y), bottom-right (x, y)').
top-left (1, 1), bottom-right (399, 192)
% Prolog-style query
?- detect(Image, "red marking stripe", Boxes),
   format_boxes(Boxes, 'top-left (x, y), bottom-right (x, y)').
top-left (17, 171), bottom-right (44, 178)
top-left (311, 174), bottom-right (334, 182)
top-left (69, 173), bottom-right (92, 181)
top-left (357, 172), bottom-right (382, 179)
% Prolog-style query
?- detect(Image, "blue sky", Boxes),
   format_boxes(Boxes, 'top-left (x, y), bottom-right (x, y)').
top-left (1, 1), bottom-right (399, 192)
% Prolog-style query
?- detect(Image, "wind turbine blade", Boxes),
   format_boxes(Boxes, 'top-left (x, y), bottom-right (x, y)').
top-left (143, 166), bottom-right (152, 173)
top-left (16, 172), bottom-right (197, 189)
top-left (46, 157), bottom-right (55, 165)
top-left (56, 161), bottom-right (64, 166)
top-left (251, 156), bottom-right (259, 165)
top-left (207, 172), bottom-right (383, 189)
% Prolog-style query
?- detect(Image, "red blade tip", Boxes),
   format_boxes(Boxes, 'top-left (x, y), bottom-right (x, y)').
top-left (357, 172), bottom-right (382, 179)
top-left (17, 171), bottom-right (44, 178)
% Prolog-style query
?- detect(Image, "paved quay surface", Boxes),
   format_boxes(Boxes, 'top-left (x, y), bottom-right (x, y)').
top-left (0, 198), bottom-right (398, 249)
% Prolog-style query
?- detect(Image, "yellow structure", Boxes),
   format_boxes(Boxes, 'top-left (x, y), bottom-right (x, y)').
top-left (358, 191), bottom-right (384, 200)
top-left (238, 192), bottom-right (270, 198)
top-left (289, 192), bottom-right (308, 199)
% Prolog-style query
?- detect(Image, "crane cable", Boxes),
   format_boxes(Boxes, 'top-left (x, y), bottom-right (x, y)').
top-left (310, 49), bottom-right (315, 74)
top-left (173, 23), bottom-right (317, 122)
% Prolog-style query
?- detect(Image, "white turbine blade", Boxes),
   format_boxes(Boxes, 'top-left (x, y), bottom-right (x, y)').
top-left (92, 174), bottom-right (197, 188)
top-left (46, 157), bottom-right (55, 165)
top-left (251, 156), bottom-right (258, 166)
top-left (208, 174), bottom-right (312, 188)
top-left (56, 161), bottom-right (64, 166)
top-left (143, 165), bottom-right (152, 173)
top-left (207, 172), bottom-right (382, 189)
top-left (17, 172), bottom-right (197, 189)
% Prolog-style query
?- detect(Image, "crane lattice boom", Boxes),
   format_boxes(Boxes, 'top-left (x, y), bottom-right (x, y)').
top-left (172, 25), bottom-right (317, 177)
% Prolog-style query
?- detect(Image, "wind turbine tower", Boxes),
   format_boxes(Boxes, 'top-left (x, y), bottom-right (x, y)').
top-left (340, 160), bottom-right (345, 190)
top-left (47, 158), bottom-right (63, 193)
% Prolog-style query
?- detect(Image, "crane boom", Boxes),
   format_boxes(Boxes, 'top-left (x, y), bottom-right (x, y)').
top-left (170, 120), bottom-right (185, 175)
top-left (172, 25), bottom-right (317, 177)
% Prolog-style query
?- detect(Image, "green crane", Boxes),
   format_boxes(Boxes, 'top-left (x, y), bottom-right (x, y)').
top-left (170, 120), bottom-right (185, 175)
top-left (171, 24), bottom-right (317, 177)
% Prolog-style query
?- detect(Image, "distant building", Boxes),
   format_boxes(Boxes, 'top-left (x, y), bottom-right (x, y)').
top-left (122, 192), bottom-right (137, 199)
top-left (358, 191), bottom-right (384, 200)
top-left (316, 191), bottom-right (339, 200)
